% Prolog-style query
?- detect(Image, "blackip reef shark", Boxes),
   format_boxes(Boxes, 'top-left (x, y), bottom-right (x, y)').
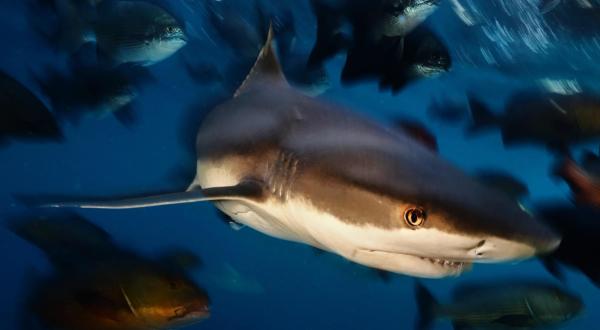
top-left (46, 27), bottom-right (560, 278)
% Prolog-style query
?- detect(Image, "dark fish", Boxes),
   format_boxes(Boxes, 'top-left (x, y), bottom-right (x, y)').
top-left (11, 214), bottom-right (210, 330)
top-left (37, 62), bottom-right (151, 125)
top-left (42, 0), bottom-right (187, 66)
top-left (308, 0), bottom-right (441, 69)
top-left (427, 98), bottom-right (467, 123)
top-left (393, 118), bottom-right (438, 152)
top-left (0, 71), bottom-right (62, 145)
top-left (308, 0), bottom-right (447, 91)
top-left (468, 92), bottom-right (600, 150)
top-left (343, 24), bottom-right (450, 91)
top-left (474, 170), bottom-right (529, 201)
top-left (538, 204), bottom-right (600, 287)
top-left (555, 152), bottom-right (600, 208)
top-left (415, 280), bottom-right (583, 330)
top-left (273, 10), bottom-right (331, 96)
top-left (206, 0), bottom-right (267, 60)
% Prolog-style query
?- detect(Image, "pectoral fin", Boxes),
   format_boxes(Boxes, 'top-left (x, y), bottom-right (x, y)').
top-left (42, 180), bottom-right (265, 209)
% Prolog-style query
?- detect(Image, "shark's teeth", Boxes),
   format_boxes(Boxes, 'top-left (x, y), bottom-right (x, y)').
top-left (419, 256), bottom-right (465, 269)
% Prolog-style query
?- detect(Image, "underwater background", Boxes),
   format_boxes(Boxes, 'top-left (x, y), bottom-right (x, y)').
top-left (1, 0), bottom-right (600, 329)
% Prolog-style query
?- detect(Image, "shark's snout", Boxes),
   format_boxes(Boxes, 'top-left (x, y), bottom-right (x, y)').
top-left (463, 221), bottom-right (561, 263)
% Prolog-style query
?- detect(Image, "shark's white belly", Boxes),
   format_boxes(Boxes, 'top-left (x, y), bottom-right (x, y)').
top-left (192, 158), bottom-right (379, 252)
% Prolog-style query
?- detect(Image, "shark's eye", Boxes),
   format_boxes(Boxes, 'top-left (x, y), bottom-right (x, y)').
top-left (404, 207), bottom-right (426, 227)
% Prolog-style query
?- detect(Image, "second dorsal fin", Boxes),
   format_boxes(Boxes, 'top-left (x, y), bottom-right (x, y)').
top-left (234, 24), bottom-right (287, 97)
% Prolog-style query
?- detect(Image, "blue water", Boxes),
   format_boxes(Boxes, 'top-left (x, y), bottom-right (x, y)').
top-left (1, 0), bottom-right (600, 329)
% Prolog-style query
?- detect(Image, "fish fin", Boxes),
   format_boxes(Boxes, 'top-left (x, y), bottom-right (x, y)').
top-left (234, 24), bottom-right (286, 97)
top-left (41, 180), bottom-right (265, 209)
top-left (213, 208), bottom-right (245, 231)
top-left (554, 157), bottom-right (599, 204)
top-left (415, 282), bottom-right (438, 330)
top-left (467, 95), bottom-right (498, 133)
top-left (307, 0), bottom-right (348, 68)
top-left (540, 257), bottom-right (566, 282)
top-left (8, 213), bottom-right (116, 267)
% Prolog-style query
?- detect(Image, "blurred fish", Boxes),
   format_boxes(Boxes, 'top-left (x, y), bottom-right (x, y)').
top-left (36, 62), bottom-right (152, 125)
top-left (474, 170), bottom-right (529, 201)
top-left (44, 0), bottom-right (187, 66)
top-left (11, 214), bottom-right (210, 330)
top-left (205, 0), bottom-right (267, 60)
top-left (393, 118), bottom-right (438, 152)
top-left (343, 24), bottom-right (450, 91)
top-left (0, 71), bottom-right (62, 145)
top-left (555, 151), bottom-right (600, 207)
top-left (538, 204), bottom-right (600, 286)
top-left (46, 27), bottom-right (561, 279)
top-left (415, 280), bottom-right (583, 330)
top-left (308, 0), bottom-right (441, 69)
top-left (469, 92), bottom-right (600, 150)
top-left (273, 10), bottom-right (331, 96)
top-left (427, 98), bottom-right (467, 123)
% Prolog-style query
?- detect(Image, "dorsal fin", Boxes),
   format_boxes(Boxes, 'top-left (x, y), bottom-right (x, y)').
top-left (234, 24), bottom-right (286, 97)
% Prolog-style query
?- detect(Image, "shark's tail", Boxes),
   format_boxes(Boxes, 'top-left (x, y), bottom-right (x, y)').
top-left (415, 282), bottom-right (439, 330)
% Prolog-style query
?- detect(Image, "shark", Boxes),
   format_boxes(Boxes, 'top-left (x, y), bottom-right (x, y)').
top-left (46, 27), bottom-right (561, 278)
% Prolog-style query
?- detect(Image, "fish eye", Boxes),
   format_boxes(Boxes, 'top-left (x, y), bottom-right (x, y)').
top-left (404, 207), bottom-right (426, 227)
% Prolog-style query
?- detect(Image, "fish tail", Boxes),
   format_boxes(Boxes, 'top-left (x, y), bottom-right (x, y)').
top-left (554, 157), bottom-right (600, 205)
top-left (467, 95), bottom-right (498, 133)
top-left (415, 282), bottom-right (438, 330)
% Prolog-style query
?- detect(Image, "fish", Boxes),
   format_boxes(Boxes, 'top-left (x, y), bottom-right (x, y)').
top-left (393, 118), bottom-right (438, 152)
top-left (0, 71), bottom-right (62, 145)
top-left (468, 92), bottom-right (600, 150)
top-left (474, 171), bottom-right (529, 202)
top-left (45, 0), bottom-right (187, 66)
top-left (342, 24), bottom-right (450, 91)
top-left (273, 10), bottom-right (331, 96)
top-left (427, 97), bottom-right (468, 123)
top-left (537, 204), bottom-right (600, 287)
top-left (555, 152), bottom-right (600, 207)
top-left (205, 0), bottom-right (267, 61)
top-left (415, 280), bottom-right (583, 330)
top-left (11, 214), bottom-right (210, 330)
top-left (43, 26), bottom-right (560, 279)
top-left (36, 61), bottom-right (151, 125)
top-left (308, 0), bottom-right (441, 69)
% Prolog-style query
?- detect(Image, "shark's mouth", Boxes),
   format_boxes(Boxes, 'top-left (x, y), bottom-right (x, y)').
top-left (353, 249), bottom-right (473, 278)
top-left (417, 256), bottom-right (470, 271)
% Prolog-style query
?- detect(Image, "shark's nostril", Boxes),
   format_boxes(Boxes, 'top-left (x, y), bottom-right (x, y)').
top-left (472, 240), bottom-right (487, 257)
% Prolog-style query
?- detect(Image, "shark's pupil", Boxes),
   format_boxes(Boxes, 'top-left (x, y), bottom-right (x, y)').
top-left (404, 207), bottom-right (426, 227)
